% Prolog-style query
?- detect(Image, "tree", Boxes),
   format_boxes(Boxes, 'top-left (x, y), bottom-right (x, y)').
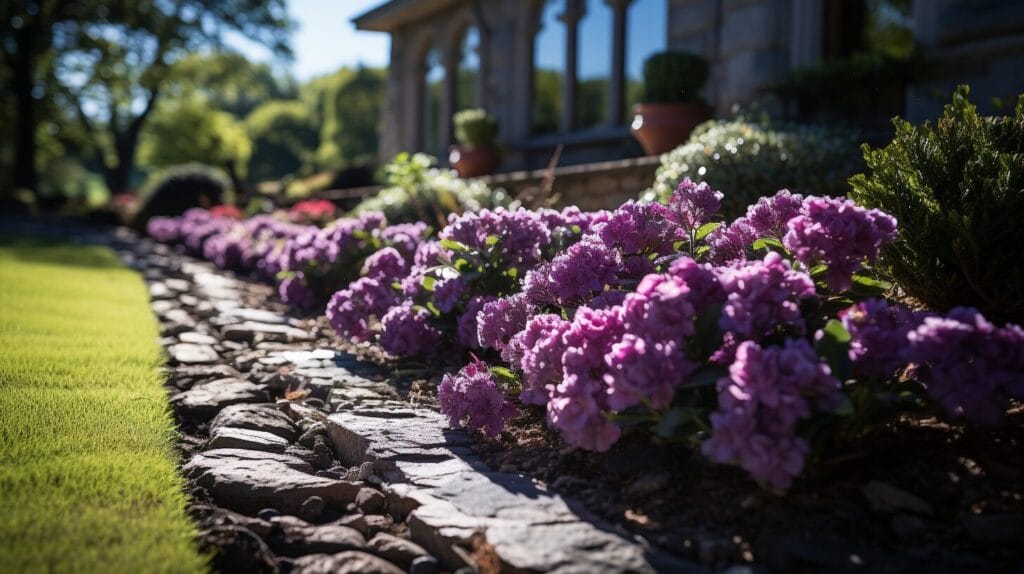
top-left (164, 51), bottom-right (298, 120)
top-left (1, 0), bottom-right (291, 195)
top-left (317, 66), bottom-right (385, 168)
top-left (245, 99), bottom-right (317, 182)
top-left (138, 97), bottom-right (252, 184)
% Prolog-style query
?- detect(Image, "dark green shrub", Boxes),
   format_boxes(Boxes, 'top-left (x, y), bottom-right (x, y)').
top-left (642, 119), bottom-right (862, 217)
top-left (642, 51), bottom-right (709, 104)
top-left (132, 163), bottom-right (230, 227)
top-left (849, 86), bottom-right (1024, 323)
top-left (453, 109), bottom-right (499, 149)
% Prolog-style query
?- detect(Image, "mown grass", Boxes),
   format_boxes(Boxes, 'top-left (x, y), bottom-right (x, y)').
top-left (0, 235), bottom-right (206, 573)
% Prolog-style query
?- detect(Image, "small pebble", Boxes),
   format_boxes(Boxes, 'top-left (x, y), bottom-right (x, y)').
top-left (409, 555), bottom-right (439, 574)
top-left (257, 508), bottom-right (280, 521)
top-left (298, 495), bottom-right (325, 522)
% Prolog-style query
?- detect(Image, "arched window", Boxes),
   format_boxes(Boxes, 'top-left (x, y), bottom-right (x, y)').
top-left (576, 0), bottom-right (613, 129)
top-left (625, 0), bottom-right (668, 113)
top-left (421, 46), bottom-right (445, 155)
top-left (456, 25), bottom-right (481, 112)
top-left (532, 0), bottom-right (565, 134)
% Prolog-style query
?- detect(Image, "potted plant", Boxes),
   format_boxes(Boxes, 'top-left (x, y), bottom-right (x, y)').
top-left (449, 108), bottom-right (500, 177)
top-left (631, 51), bottom-right (712, 155)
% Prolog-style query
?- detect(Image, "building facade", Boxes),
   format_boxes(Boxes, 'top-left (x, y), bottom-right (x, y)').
top-left (355, 0), bottom-right (1024, 172)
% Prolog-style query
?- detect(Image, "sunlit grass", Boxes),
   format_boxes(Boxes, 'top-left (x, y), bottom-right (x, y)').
top-left (0, 235), bottom-right (206, 573)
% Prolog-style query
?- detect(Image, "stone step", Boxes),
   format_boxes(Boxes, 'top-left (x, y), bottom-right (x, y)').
top-left (325, 408), bottom-right (703, 574)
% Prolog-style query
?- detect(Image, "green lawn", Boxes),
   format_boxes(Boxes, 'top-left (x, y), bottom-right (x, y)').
top-left (0, 235), bottom-right (206, 573)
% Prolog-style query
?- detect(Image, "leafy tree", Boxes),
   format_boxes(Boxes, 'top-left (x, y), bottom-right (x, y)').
top-left (138, 97), bottom-right (252, 182)
top-left (1, 0), bottom-right (291, 195)
top-left (245, 99), bottom-right (317, 182)
top-left (316, 66), bottom-right (384, 169)
top-left (164, 52), bottom-right (298, 120)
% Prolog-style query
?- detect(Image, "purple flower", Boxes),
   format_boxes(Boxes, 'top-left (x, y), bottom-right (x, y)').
top-left (666, 178), bottom-right (723, 231)
top-left (456, 295), bottom-right (497, 349)
top-left (707, 220), bottom-right (757, 264)
top-left (516, 314), bottom-right (571, 405)
top-left (379, 301), bottom-right (442, 357)
top-left (326, 277), bottom-right (396, 342)
top-left (702, 339), bottom-right (840, 490)
top-left (378, 222), bottom-right (429, 258)
top-left (744, 190), bottom-right (805, 240)
top-left (440, 208), bottom-right (552, 269)
top-left (439, 360), bottom-right (519, 437)
top-left (146, 217), bottom-right (180, 243)
top-left (279, 274), bottom-right (316, 309)
top-left (622, 273), bottom-right (698, 342)
top-left (433, 275), bottom-right (469, 313)
top-left (906, 308), bottom-right (1024, 425)
top-left (667, 257), bottom-right (725, 309)
top-left (839, 299), bottom-right (923, 379)
top-left (604, 334), bottom-right (696, 410)
top-left (783, 196), bottom-right (897, 292)
top-left (715, 252), bottom-right (816, 341)
top-left (476, 293), bottom-right (534, 353)
top-left (362, 247), bottom-right (409, 283)
top-left (547, 238), bottom-right (622, 306)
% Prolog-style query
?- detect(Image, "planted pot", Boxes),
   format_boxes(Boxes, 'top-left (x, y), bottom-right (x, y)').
top-left (448, 145), bottom-right (500, 178)
top-left (631, 102), bottom-right (712, 155)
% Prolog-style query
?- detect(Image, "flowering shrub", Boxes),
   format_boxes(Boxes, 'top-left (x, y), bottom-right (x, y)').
top-left (288, 199), bottom-right (337, 225)
top-left (148, 169), bottom-right (1024, 492)
top-left (641, 119), bottom-right (861, 217)
top-left (342, 178), bottom-right (1021, 491)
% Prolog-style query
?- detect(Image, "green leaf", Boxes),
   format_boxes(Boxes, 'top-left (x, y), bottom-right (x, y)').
top-left (816, 319), bottom-right (853, 381)
top-left (752, 237), bottom-right (785, 251)
top-left (485, 235), bottom-right (500, 247)
top-left (490, 365), bottom-right (518, 383)
top-left (695, 221), bottom-right (721, 241)
top-left (440, 238), bottom-right (470, 252)
top-left (679, 366), bottom-right (727, 390)
top-left (421, 276), bottom-right (436, 292)
top-left (505, 267), bottom-right (519, 279)
top-left (425, 301), bottom-right (442, 316)
top-left (654, 407), bottom-right (704, 439)
top-left (390, 281), bottom-right (402, 291)
top-left (849, 274), bottom-right (892, 297)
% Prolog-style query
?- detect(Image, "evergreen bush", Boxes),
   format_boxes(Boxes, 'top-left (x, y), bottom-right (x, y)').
top-left (850, 86), bottom-right (1024, 322)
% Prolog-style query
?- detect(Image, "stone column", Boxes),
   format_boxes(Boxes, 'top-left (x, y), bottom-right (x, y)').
top-left (561, 0), bottom-right (584, 132)
top-left (606, 0), bottom-right (631, 126)
top-left (789, 0), bottom-right (823, 69)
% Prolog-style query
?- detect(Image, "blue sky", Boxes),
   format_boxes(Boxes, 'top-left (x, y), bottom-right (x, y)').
top-left (228, 0), bottom-right (390, 81)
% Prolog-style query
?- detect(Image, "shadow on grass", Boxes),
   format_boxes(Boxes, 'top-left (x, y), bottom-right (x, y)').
top-left (0, 232), bottom-right (122, 270)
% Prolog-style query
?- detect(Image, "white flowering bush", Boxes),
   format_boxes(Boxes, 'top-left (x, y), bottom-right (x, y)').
top-left (641, 119), bottom-right (861, 217)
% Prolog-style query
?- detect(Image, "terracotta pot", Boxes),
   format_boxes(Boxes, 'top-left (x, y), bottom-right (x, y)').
top-left (448, 145), bottom-right (500, 178)
top-left (631, 102), bottom-right (713, 155)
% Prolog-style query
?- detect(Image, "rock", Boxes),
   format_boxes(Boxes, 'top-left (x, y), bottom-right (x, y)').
top-left (218, 307), bottom-right (290, 325)
top-left (409, 555), bottom-right (440, 574)
top-left (367, 533), bottom-right (429, 569)
top-left (204, 507), bottom-right (274, 538)
top-left (172, 378), bottom-right (269, 420)
top-left (891, 514), bottom-right (928, 542)
top-left (267, 516), bottom-right (366, 557)
top-left (285, 445), bottom-right (335, 471)
top-left (168, 343), bottom-right (219, 364)
top-left (963, 513), bottom-right (1024, 547)
top-left (165, 278), bottom-right (190, 292)
top-left (326, 409), bottom-right (699, 574)
top-left (363, 514), bottom-right (393, 535)
top-left (336, 514), bottom-right (369, 537)
top-left (183, 448), bottom-right (360, 514)
top-left (210, 403), bottom-right (298, 441)
top-left (206, 427), bottom-right (290, 454)
top-left (625, 471), bottom-right (672, 500)
top-left (299, 496), bottom-right (326, 522)
top-left (862, 481), bottom-right (934, 515)
top-left (149, 282), bottom-right (173, 299)
top-left (222, 321), bottom-right (313, 343)
top-left (200, 524), bottom-right (278, 574)
top-left (356, 488), bottom-right (386, 514)
top-left (297, 423), bottom-right (329, 449)
top-left (258, 508), bottom-right (281, 521)
top-left (179, 331), bottom-right (218, 345)
top-left (290, 551), bottom-right (403, 574)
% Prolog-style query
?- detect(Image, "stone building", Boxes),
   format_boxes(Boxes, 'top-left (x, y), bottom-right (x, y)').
top-left (354, 0), bottom-right (1024, 177)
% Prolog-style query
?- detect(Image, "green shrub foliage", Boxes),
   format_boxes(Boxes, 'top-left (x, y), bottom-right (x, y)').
top-left (642, 51), bottom-right (709, 104)
top-left (453, 109), bottom-right (499, 149)
top-left (133, 163), bottom-right (230, 227)
top-left (642, 119), bottom-right (861, 216)
top-left (352, 153), bottom-right (513, 226)
top-left (850, 86), bottom-right (1024, 322)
